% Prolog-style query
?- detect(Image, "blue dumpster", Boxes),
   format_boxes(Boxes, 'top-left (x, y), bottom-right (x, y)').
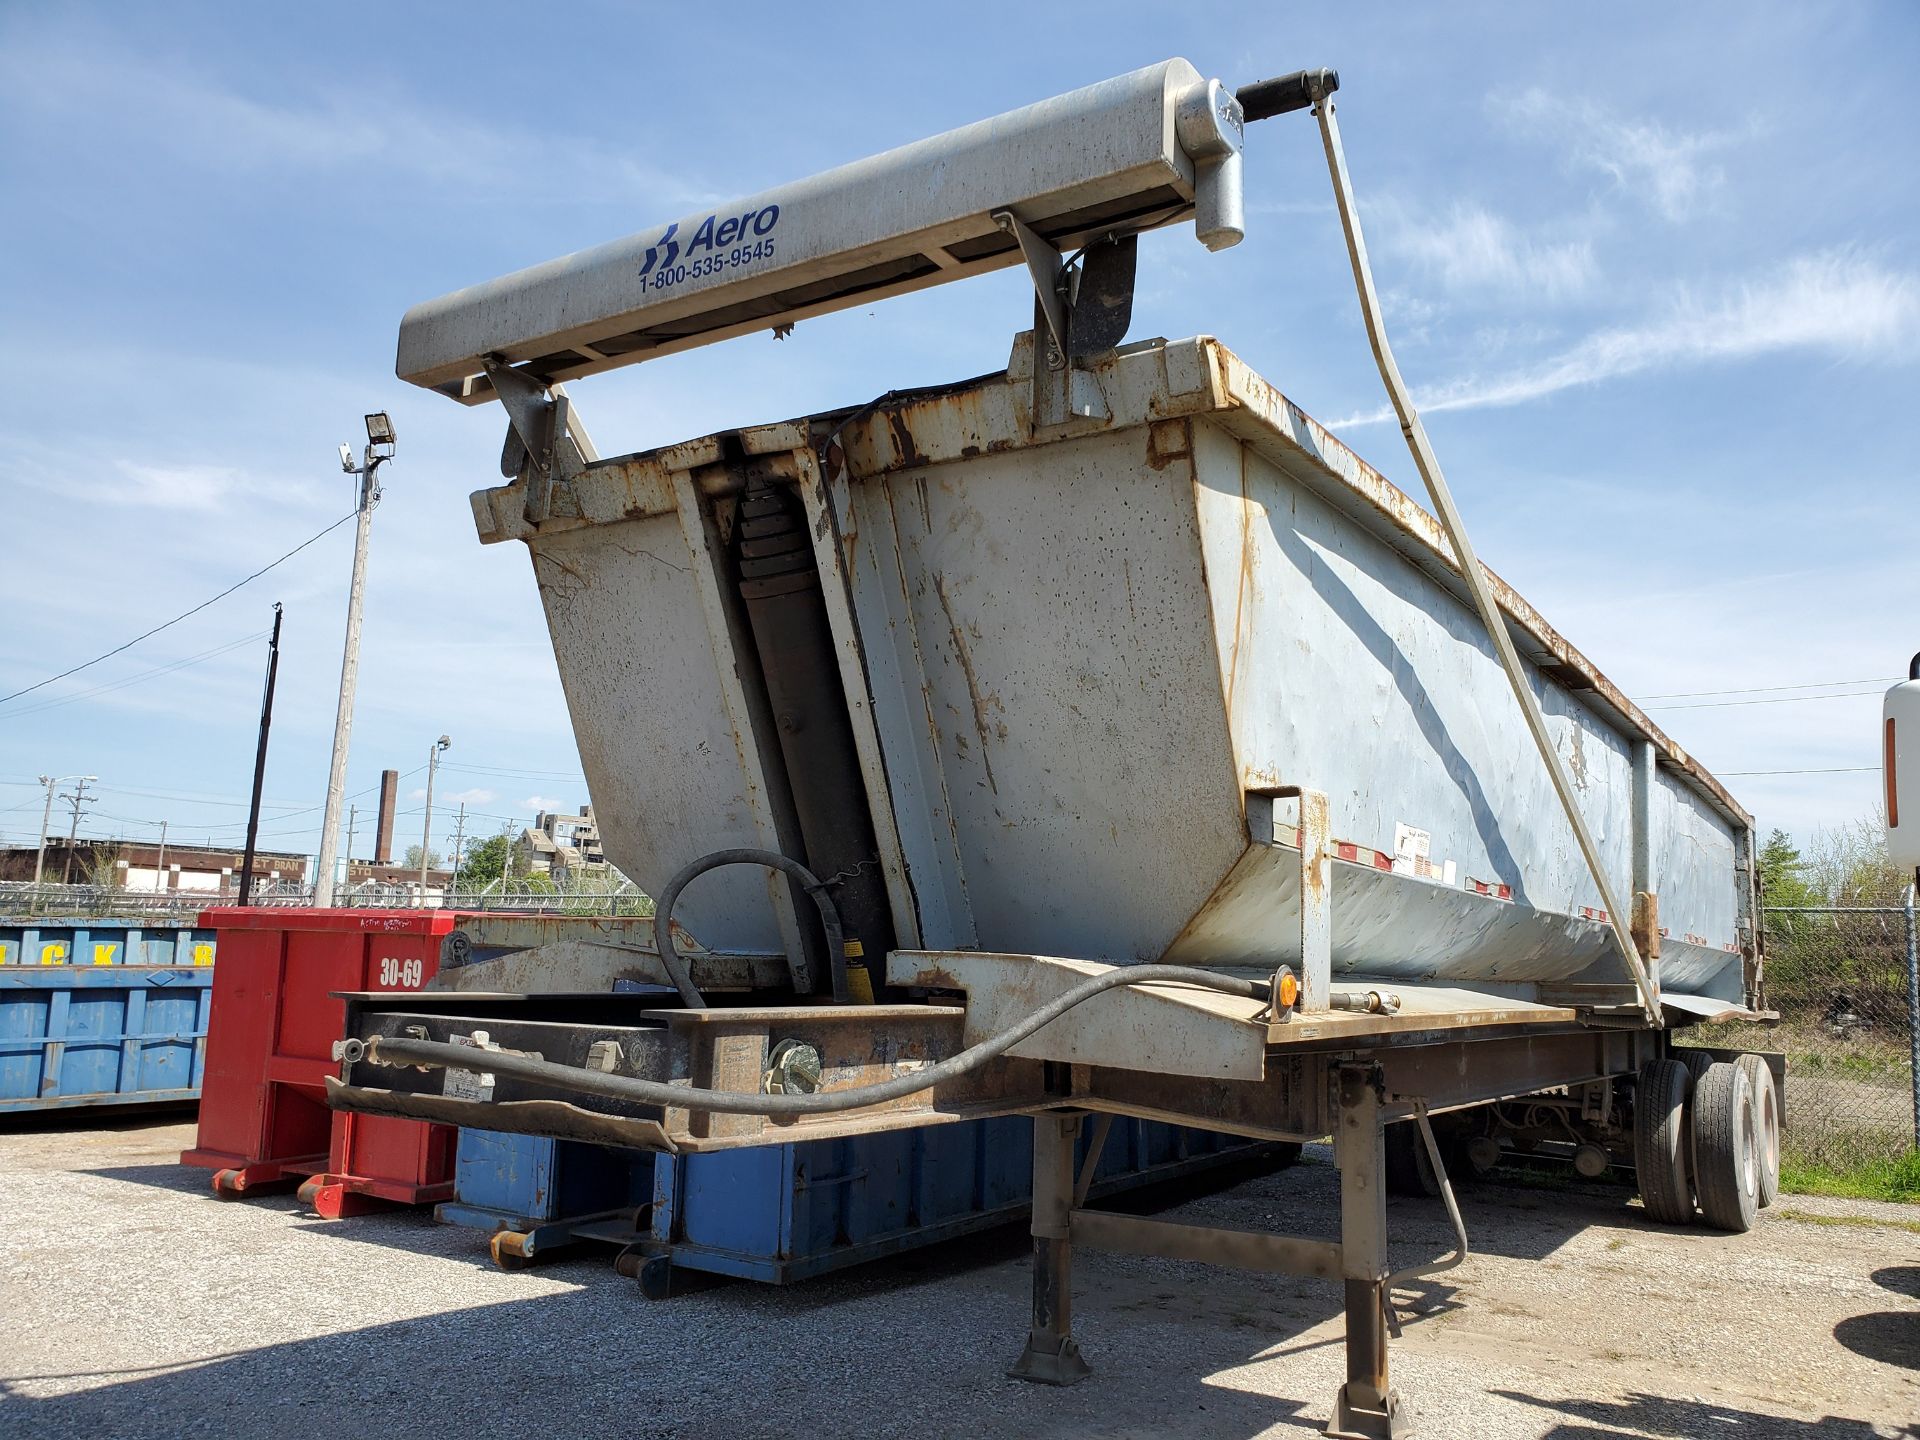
top-left (0, 920), bottom-right (216, 1112)
top-left (441, 1116), bottom-right (1272, 1288)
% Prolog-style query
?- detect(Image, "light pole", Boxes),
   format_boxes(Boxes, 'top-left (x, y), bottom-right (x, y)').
top-left (419, 734), bottom-right (450, 895)
top-left (313, 412), bottom-right (395, 907)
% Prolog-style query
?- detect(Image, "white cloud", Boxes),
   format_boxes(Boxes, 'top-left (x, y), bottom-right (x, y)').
top-left (1332, 250), bottom-right (1920, 426)
top-left (1385, 201), bottom-right (1596, 300)
top-left (1499, 90), bottom-right (1745, 222)
top-left (442, 788), bottom-right (496, 806)
top-left (0, 37), bottom-right (717, 209)
top-left (70, 461), bottom-right (255, 512)
top-left (522, 794), bottom-right (570, 812)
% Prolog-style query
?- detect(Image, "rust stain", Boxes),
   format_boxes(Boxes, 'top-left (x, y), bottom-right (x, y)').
top-left (884, 407), bottom-right (930, 469)
top-left (1146, 417), bottom-right (1193, 470)
top-left (933, 571), bottom-right (1001, 795)
top-left (1223, 444), bottom-right (1256, 719)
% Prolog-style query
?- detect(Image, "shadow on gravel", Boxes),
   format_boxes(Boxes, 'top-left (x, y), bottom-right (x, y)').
top-left (76, 1161), bottom-right (218, 1196)
top-left (1871, 1264), bottom-right (1920, 1298)
top-left (1833, 1311), bottom-right (1920, 1371)
top-left (0, 1282), bottom-right (1327, 1440)
top-left (1490, 1388), bottom-right (1915, 1438)
top-left (0, 1106), bottom-right (194, 1134)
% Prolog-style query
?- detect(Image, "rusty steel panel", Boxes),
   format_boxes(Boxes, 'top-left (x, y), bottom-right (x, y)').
top-left (476, 333), bottom-right (1755, 1010)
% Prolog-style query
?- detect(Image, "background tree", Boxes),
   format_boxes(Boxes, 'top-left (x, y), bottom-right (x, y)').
top-left (454, 833), bottom-right (510, 889)
top-left (1803, 811), bottom-right (1908, 905)
top-left (402, 844), bottom-right (442, 872)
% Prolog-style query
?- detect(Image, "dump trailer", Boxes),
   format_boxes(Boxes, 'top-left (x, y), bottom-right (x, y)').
top-left (331, 61), bottom-right (1779, 1438)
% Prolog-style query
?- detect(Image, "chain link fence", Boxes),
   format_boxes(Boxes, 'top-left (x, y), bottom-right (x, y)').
top-left (0, 875), bottom-right (656, 920)
top-left (1739, 894), bottom-right (1920, 1176)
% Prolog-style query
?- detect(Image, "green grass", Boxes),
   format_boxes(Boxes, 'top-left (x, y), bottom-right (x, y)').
top-left (1779, 1147), bottom-right (1920, 1204)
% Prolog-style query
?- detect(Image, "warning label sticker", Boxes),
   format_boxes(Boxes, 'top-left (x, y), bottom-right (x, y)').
top-left (442, 1033), bottom-right (496, 1102)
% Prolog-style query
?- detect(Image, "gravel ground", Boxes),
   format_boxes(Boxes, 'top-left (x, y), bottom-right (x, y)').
top-left (1, 1114), bottom-right (1915, 1439)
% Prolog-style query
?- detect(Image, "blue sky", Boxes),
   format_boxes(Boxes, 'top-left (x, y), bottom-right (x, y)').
top-left (1, 1), bottom-right (1914, 867)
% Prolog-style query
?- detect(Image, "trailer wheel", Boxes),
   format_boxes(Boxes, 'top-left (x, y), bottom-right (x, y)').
top-left (1678, 1047), bottom-right (1713, 1086)
top-left (1693, 1060), bottom-right (1759, 1234)
top-left (1736, 1054), bottom-right (1781, 1208)
top-left (1632, 1059), bottom-right (1693, 1226)
top-left (1384, 1120), bottom-right (1439, 1197)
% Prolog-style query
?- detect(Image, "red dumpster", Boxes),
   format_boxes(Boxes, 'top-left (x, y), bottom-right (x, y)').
top-left (180, 908), bottom-right (457, 1219)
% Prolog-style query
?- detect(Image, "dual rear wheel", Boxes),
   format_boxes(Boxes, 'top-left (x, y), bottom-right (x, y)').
top-left (1635, 1052), bottom-right (1780, 1233)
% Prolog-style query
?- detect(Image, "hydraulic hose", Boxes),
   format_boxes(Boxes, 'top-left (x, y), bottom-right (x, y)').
top-left (652, 847), bottom-right (848, 1009)
top-left (367, 964), bottom-right (1270, 1119)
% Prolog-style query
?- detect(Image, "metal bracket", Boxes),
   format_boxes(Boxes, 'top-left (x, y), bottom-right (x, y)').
top-left (483, 357), bottom-right (601, 524)
top-left (1248, 785), bottom-right (1332, 1013)
top-left (993, 211), bottom-right (1072, 369)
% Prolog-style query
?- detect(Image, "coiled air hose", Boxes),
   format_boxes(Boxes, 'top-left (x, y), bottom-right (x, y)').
top-left (366, 963), bottom-right (1271, 1119)
top-left (651, 847), bottom-right (848, 1009)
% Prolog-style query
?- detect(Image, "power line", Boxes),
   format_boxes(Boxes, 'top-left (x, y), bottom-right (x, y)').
top-left (1640, 675), bottom-right (1901, 701)
top-left (95, 784), bottom-right (308, 811)
top-left (0, 630), bottom-right (267, 721)
top-left (1718, 765), bottom-right (1879, 777)
top-left (440, 761), bottom-right (586, 782)
top-left (0, 511), bottom-right (356, 706)
top-left (1645, 688), bottom-right (1890, 712)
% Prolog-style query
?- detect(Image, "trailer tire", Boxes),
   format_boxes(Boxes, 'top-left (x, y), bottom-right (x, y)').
top-left (1679, 1047), bottom-right (1713, 1086)
top-left (1735, 1053), bottom-right (1780, 1210)
top-left (1384, 1120), bottom-right (1439, 1197)
top-left (1633, 1059), bottom-right (1693, 1226)
top-left (1693, 1060), bottom-right (1759, 1234)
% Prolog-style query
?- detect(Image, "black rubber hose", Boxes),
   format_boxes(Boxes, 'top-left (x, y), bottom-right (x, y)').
top-left (369, 964), bottom-right (1270, 1119)
top-left (652, 847), bottom-right (847, 1009)
top-left (1236, 67), bottom-right (1339, 122)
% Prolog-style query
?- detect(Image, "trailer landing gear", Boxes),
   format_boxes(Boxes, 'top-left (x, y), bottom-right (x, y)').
top-left (1009, 1071), bottom-right (1426, 1439)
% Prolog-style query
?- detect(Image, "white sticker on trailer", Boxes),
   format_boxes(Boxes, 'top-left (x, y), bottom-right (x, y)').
top-left (443, 1032), bottom-right (495, 1102)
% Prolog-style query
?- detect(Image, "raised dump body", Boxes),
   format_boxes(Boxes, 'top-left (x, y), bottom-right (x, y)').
top-left (474, 331), bottom-right (1755, 1013)
top-left (336, 60), bottom-right (1779, 1437)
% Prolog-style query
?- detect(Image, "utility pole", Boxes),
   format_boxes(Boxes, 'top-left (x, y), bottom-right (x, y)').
top-left (313, 412), bottom-right (396, 908)
top-left (31, 775), bottom-right (57, 887)
top-left (419, 734), bottom-right (451, 895)
top-left (155, 819), bottom-right (169, 894)
top-left (239, 603), bottom-right (284, 906)
top-left (449, 802), bottom-right (468, 893)
top-left (345, 804), bottom-right (358, 868)
top-left (58, 778), bottom-right (96, 885)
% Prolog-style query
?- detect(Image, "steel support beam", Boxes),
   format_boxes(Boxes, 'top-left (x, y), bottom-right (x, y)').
top-left (1009, 1112), bottom-right (1091, 1384)
top-left (1328, 1066), bottom-right (1410, 1440)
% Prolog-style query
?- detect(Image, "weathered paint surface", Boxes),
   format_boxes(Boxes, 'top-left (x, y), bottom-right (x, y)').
top-left (0, 964), bottom-right (212, 1111)
top-left (476, 333), bottom-right (1755, 1007)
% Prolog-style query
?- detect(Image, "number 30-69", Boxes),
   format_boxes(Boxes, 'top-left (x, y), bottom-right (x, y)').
top-left (378, 957), bottom-right (424, 988)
